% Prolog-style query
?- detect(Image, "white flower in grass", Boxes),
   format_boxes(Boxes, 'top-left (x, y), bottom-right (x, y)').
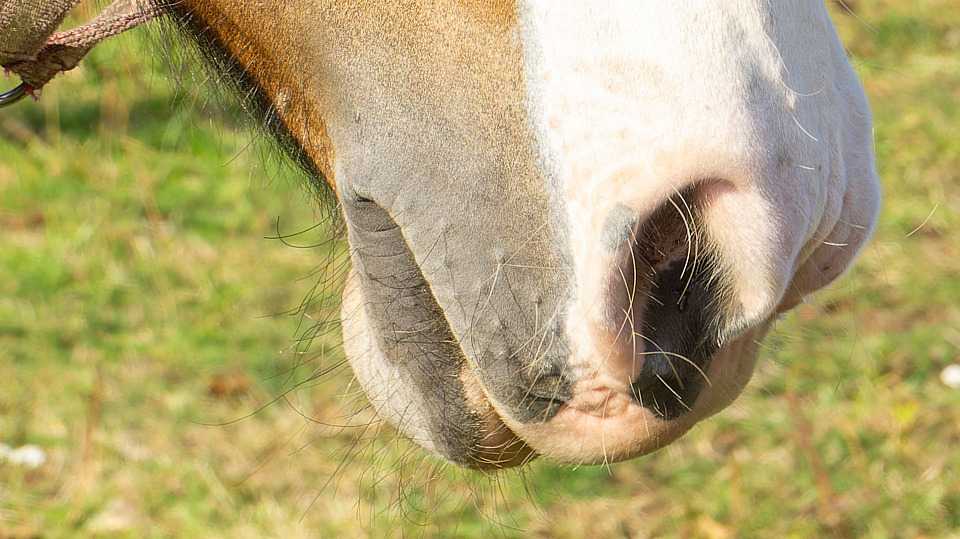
top-left (941, 365), bottom-right (960, 389)
top-left (0, 444), bottom-right (47, 468)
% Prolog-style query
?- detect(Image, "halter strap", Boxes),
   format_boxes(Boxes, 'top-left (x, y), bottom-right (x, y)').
top-left (1, 0), bottom-right (160, 106)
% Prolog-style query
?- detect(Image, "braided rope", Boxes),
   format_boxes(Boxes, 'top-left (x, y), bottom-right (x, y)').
top-left (1, 0), bottom-right (161, 94)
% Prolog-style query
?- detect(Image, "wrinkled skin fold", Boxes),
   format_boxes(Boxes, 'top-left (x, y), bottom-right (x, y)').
top-left (166, 0), bottom-right (880, 468)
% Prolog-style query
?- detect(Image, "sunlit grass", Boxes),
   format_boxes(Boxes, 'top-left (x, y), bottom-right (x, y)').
top-left (1, 1), bottom-right (958, 536)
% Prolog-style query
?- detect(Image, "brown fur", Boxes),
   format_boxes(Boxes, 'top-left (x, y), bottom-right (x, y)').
top-left (167, 0), bottom-right (521, 195)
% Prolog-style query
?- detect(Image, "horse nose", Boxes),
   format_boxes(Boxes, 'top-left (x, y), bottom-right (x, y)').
top-left (632, 254), bottom-right (724, 420)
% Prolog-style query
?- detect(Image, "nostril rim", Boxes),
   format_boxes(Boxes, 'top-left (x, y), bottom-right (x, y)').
top-left (601, 204), bottom-right (640, 252)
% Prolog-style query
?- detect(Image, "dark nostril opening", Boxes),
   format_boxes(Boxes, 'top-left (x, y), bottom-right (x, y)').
top-left (633, 254), bottom-right (724, 420)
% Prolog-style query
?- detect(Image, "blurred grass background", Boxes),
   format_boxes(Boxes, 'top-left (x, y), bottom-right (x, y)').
top-left (1, 0), bottom-right (959, 536)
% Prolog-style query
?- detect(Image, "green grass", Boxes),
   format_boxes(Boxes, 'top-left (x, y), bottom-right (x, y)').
top-left (2, 1), bottom-right (959, 536)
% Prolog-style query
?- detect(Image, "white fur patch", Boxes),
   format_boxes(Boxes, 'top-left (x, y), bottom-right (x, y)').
top-left (519, 0), bottom-right (879, 385)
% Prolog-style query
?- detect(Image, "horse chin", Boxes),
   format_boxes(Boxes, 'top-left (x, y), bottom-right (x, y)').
top-left (341, 267), bottom-right (535, 469)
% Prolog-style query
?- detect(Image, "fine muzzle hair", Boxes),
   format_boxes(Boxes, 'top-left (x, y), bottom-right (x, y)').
top-left (141, 0), bottom-right (881, 469)
top-left (336, 1), bottom-right (879, 469)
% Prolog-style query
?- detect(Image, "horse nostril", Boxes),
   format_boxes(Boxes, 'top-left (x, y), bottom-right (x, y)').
top-left (672, 284), bottom-right (690, 312)
top-left (632, 256), bottom-right (724, 420)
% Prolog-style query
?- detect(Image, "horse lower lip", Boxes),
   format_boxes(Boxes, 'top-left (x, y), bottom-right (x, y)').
top-left (498, 389), bottom-right (696, 465)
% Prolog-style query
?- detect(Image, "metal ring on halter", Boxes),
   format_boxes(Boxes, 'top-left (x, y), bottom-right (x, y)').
top-left (0, 82), bottom-right (28, 108)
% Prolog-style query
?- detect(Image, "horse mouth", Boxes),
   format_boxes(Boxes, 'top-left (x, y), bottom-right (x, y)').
top-left (465, 323), bottom-right (765, 468)
top-left (341, 183), bottom-right (769, 469)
